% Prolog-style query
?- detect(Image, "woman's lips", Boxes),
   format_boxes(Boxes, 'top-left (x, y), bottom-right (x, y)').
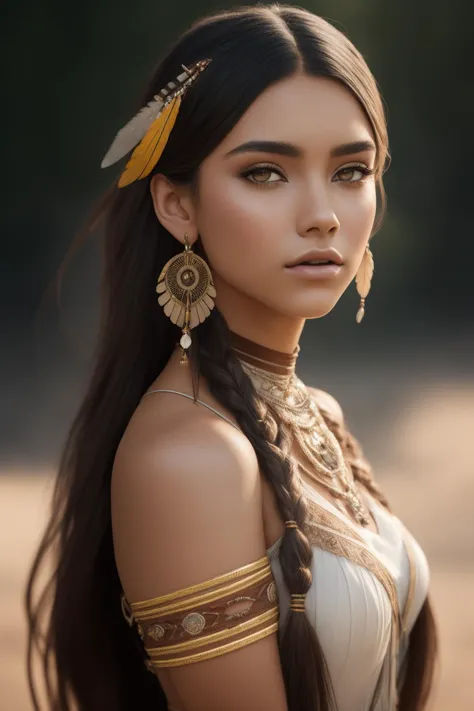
top-left (284, 263), bottom-right (342, 278)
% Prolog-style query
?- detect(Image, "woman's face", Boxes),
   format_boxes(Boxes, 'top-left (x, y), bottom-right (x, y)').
top-left (193, 73), bottom-right (378, 331)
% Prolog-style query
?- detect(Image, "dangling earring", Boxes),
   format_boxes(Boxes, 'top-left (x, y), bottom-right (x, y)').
top-left (156, 233), bottom-right (217, 364)
top-left (355, 245), bottom-right (374, 323)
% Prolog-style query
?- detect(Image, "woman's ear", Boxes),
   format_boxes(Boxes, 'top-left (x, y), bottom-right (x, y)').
top-left (149, 173), bottom-right (198, 244)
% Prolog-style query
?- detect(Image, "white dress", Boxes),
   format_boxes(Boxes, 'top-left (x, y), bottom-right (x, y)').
top-left (266, 478), bottom-right (430, 711)
top-left (143, 389), bottom-right (430, 711)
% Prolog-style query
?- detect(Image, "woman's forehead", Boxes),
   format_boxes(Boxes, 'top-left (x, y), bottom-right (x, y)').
top-left (214, 74), bottom-right (375, 160)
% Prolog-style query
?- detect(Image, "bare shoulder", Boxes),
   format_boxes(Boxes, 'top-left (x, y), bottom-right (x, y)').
top-left (111, 389), bottom-right (262, 599)
top-left (308, 386), bottom-right (345, 426)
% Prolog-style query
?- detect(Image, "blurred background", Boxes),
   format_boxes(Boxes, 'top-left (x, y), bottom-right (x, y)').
top-left (2, 0), bottom-right (473, 709)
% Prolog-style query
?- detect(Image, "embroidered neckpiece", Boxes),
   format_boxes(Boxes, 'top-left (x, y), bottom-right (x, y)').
top-left (228, 330), bottom-right (371, 527)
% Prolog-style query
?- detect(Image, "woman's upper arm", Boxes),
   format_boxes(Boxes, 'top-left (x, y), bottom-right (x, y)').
top-left (111, 416), bottom-right (288, 711)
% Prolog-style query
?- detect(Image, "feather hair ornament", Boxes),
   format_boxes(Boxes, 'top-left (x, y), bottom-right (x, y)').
top-left (355, 245), bottom-right (374, 323)
top-left (100, 58), bottom-right (212, 187)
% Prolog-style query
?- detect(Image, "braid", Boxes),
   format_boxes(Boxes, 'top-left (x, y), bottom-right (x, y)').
top-left (319, 407), bottom-right (391, 512)
top-left (194, 310), bottom-right (336, 711)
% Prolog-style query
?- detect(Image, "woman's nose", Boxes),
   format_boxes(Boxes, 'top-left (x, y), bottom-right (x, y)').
top-left (296, 183), bottom-right (340, 239)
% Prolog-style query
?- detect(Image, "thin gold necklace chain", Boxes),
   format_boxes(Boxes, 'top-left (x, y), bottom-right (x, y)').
top-left (293, 431), bottom-right (371, 526)
top-left (240, 361), bottom-right (371, 526)
top-left (297, 458), bottom-right (346, 499)
top-left (297, 458), bottom-right (371, 526)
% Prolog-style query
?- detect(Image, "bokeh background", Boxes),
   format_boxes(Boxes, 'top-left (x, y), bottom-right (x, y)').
top-left (2, 1), bottom-right (473, 709)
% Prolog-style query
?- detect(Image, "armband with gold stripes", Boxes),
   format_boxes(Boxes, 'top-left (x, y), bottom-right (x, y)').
top-left (120, 554), bottom-right (279, 669)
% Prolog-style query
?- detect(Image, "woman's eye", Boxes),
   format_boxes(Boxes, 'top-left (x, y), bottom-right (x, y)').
top-left (335, 165), bottom-right (374, 183)
top-left (240, 165), bottom-right (284, 187)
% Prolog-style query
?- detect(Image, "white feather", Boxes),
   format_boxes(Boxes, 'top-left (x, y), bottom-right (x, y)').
top-left (100, 94), bottom-right (166, 168)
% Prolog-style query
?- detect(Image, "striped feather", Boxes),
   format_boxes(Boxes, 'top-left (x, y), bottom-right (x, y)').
top-left (101, 60), bottom-right (211, 170)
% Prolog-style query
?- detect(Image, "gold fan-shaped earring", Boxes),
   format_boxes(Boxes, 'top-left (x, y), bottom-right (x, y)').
top-left (355, 245), bottom-right (374, 323)
top-left (156, 233), bottom-right (216, 364)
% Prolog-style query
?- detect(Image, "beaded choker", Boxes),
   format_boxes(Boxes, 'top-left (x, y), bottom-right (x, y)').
top-left (228, 329), bottom-right (371, 527)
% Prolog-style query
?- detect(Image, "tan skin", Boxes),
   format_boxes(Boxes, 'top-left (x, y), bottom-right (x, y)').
top-left (112, 72), bottom-right (381, 710)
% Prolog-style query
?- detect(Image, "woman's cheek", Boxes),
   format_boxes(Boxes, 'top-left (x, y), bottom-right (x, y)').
top-left (200, 189), bottom-right (283, 269)
top-left (223, 183), bottom-right (289, 230)
top-left (352, 184), bottom-right (377, 230)
top-left (206, 225), bottom-right (270, 288)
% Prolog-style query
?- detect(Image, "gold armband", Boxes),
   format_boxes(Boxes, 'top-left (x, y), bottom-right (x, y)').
top-left (121, 555), bottom-right (279, 669)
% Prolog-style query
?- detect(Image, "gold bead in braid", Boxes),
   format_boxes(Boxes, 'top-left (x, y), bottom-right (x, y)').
top-left (290, 593), bottom-right (307, 612)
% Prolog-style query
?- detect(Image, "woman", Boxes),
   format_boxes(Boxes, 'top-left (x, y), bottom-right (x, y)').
top-left (25, 4), bottom-right (438, 711)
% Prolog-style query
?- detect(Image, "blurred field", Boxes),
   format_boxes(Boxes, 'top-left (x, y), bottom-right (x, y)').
top-left (1, 380), bottom-right (473, 711)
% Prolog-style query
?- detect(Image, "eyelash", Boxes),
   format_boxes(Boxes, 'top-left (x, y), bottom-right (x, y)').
top-left (240, 162), bottom-right (375, 188)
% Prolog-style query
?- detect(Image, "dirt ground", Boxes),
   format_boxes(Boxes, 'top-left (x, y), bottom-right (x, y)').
top-left (1, 381), bottom-right (473, 711)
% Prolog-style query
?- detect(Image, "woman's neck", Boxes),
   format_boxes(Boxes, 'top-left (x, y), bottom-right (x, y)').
top-left (228, 329), bottom-right (300, 378)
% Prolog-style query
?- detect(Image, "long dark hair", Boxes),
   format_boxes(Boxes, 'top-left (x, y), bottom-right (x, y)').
top-left (25, 4), bottom-right (437, 710)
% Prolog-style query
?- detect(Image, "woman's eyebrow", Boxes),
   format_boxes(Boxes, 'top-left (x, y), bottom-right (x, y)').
top-left (224, 139), bottom-right (376, 159)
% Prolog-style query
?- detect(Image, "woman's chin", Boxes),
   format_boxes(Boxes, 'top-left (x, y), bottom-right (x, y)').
top-left (276, 296), bottom-right (342, 320)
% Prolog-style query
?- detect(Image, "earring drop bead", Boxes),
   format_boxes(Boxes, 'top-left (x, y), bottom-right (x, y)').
top-left (180, 333), bottom-right (192, 349)
top-left (356, 298), bottom-right (366, 324)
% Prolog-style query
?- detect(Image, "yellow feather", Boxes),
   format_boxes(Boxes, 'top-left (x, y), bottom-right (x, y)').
top-left (118, 94), bottom-right (182, 187)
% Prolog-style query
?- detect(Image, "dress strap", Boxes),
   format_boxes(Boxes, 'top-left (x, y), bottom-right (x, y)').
top-left (142, 389), bottom-right (242, 433)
